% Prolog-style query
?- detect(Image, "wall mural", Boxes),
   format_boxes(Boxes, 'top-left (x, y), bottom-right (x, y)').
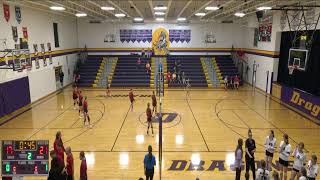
top-left (169, 29), bottom-right (191, 43)
top-left (120, 29), bottom-right (152, 43)
top-left (152, 28), bottom-right (170, 55)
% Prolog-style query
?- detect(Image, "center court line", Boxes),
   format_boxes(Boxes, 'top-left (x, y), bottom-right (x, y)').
top-left (186, 99), bottom-right (210, 152)
top-left (110, 105), bottom-right (131, 151)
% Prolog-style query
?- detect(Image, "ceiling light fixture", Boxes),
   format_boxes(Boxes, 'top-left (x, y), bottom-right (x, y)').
top-left (155, 12), bottom-right (165, 15)
top-left (234, 12), bottom-right (246, 17)
top-left (154, 6), bottom-right (167, 10)
top-left (133, 17), bottom-right (144, 22)
top-left (156, 18), bottom-right (164, 21)
top-left (101, 6), bottom-right (115, 10)
top-left (195, 12), bottom-right (206, 17)
top-left (177, 17), bottom-right (186, 21)
top-left (205, 6), bottom-right (219, 11)
top-left (75, 13), bottom-right (87, 17)
top-left (257, 6), bottom-right (272, 11)
top-left (115, 13), bottom-right (126, 17)
top-left (50, 6), bottom-right (65, 11)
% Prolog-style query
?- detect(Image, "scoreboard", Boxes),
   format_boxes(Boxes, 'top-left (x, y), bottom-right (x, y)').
top-left (1, 140), bottom-right (49, 177)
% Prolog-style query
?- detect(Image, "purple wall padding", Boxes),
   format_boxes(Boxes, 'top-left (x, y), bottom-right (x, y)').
top-left (0, 77), bottom-right (31, 118)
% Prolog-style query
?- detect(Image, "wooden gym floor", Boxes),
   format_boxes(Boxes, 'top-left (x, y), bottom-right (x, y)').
top-left (0, 85), bottom-right (319, 180)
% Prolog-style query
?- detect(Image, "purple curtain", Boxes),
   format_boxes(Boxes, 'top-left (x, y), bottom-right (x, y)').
top-left (0, 77), bottom-right (31, 118)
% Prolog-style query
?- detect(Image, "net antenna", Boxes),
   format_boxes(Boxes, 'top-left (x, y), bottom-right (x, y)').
top-left (156, 57), bottom-right (164, 180)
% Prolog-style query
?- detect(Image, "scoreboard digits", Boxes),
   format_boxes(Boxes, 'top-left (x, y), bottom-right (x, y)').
top-left (1, 140), bottom-right (49, 177)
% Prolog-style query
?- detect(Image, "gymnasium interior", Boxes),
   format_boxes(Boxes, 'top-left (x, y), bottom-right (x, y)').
top-left (0, 0), bottom-right (320, 179)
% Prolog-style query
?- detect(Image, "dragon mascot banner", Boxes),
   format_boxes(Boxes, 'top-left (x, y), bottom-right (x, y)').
top-left (152, 28), bottom-right (170, 55)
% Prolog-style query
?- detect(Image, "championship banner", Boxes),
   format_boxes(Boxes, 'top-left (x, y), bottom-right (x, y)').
top-left (258, 16), bottom-right (272, 42)
top-left (281, 85), bottom-right (320, 121)
top-left (3, 3), bottom-right (10, 22)
top-left (169, 29), bottom-right (191, 43)
top-left (120, 29), bottom-right (152, 43)
top-left (12, 26), bottom-right (18, 42)
top-left (15, 6), bottom-right (21, 24)
top-left (22, 27), bottom-right (28, 39)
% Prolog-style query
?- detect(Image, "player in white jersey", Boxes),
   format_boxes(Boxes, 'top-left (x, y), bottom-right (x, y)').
top-left (264, 130), bottom-right (276, 171)
top-left (290, 142), bottom-right (306, 180)
top-left (307, 155), bottom-right (318, 180)
top-left (279, 134), bottom-right (291, 180)
top-left (256, 160), bottom-right (270, 180)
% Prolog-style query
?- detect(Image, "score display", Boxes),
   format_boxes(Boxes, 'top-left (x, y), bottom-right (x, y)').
top-left (1, 140), bottom-right (49, 177)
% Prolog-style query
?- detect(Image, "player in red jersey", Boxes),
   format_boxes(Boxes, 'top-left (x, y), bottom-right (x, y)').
top-left (66, 147), bottom-right (74, 180)
top-left (72, 86), bottom-right (78, 108)
top-left (54, 131), bottom-right (65, 154)
top-left (151, 91), bottom-right (157, 113)
top-left (78, 91), bottom-right (84, 117)
top-left (79, 151), bottom-right (87, 180)
top-left (83, 97), bottom-right (91, 128)
top-left (129, 89), bottom-right (135, 111)
top-left (146, 103), bottom-right (154, 135)
top-left (56, 141), bottom-right (65, 167)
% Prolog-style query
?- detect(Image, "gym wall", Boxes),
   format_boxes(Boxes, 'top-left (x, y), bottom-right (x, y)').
top-left (77, 21), bottom-right (246, 55)
top-left (0, 3), bottom-right (78, 102)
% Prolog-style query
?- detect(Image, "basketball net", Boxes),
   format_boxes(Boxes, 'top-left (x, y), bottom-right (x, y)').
top-left (289, 65), bottom-right (297, 75)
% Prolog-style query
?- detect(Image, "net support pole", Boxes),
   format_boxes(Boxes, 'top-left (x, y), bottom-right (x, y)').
top-left (157, 59), bottom-right (163, 180)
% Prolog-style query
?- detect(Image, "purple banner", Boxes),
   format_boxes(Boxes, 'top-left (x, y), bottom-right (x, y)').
top-left (169, 29), bottom-right (191, 43)
top-left (281, 85), bottom-right (320, 121)
top-left (120, 29), bottom-right (152, 43)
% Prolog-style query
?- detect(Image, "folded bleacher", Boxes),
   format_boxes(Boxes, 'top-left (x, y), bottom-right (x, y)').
top-left (167, 56), bottom-right (208, 87)
top-left (216, 56), bottom-right (239, 79)
top-left (77, 56), bottom-right (102, 87)
top-left (111, 56), bottom-right (151, 87)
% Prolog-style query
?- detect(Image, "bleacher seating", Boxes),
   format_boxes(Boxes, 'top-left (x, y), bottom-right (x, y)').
top-left (167, 56), bottom-right (208, 87)
top-left (216, 56), bottom-right (239, 79)
top-left (77, 56), bottom-right (102, 87)
top-left (111, 56), bottom-right (151, 87)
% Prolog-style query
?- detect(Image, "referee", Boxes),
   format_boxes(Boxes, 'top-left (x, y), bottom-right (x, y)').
top-left (144, 145), bottom-right (156, 180)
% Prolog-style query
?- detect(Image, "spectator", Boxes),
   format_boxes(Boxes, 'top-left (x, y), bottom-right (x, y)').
top-left (146, 61), bottom-right (151, 74)
top-left (224, 76), bottom-right (228, 90)
top-left (235, 138), bottom-right (243, 180)
top-left (80, 151), bottom-right (87, 180)
top-left (172, 72), bottom-right (177, 83)
top-left (144, 145), bottom-right (156, 180)
top-left (59, 69), bottom-right (64, 88)
top-left (256, 160), bottom-right (270, 180)
top-left (167, 71), bottom-right (172, 84)
top-left (137, 58), bottom-right (142, 69)
top-left (234, 75), bottom-right (240, 89)
top-left (66, 147), bottom-right (74, 180)
top-left (74, 73), bottom-right (80, 85)
top-left (142, 49), bottom-right (145, 57)
top-left (182, 72), bottom-right (186, 85)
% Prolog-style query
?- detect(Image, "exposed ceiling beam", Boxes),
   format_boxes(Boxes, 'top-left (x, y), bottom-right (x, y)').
top-left (6, 1), bottom-right (68, 17)
top-left (201, 0), bottom-right (236, 19)
top-left (128, 0), bottom-right (144, 18)
top-left (68, 1), bottom-right (110, 20)
top-left (87, 0), bottom-right (115, 17)
top-left (224, 0), bottom-right (276, 20)
top-left (208, 0), bottom-right (255, 20)
top-left (148, 0), bottom-right (155, 19)
top-left (187, 0), bottom-right (213, 19)
top-left (165, 0), bottom-right (172, 19)
top-left (177, 0), bottom-right (192, 18)
top-left (47, 0), bottom-right (98, 18)
top-left (108, 0), bottom-right (132, 17)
